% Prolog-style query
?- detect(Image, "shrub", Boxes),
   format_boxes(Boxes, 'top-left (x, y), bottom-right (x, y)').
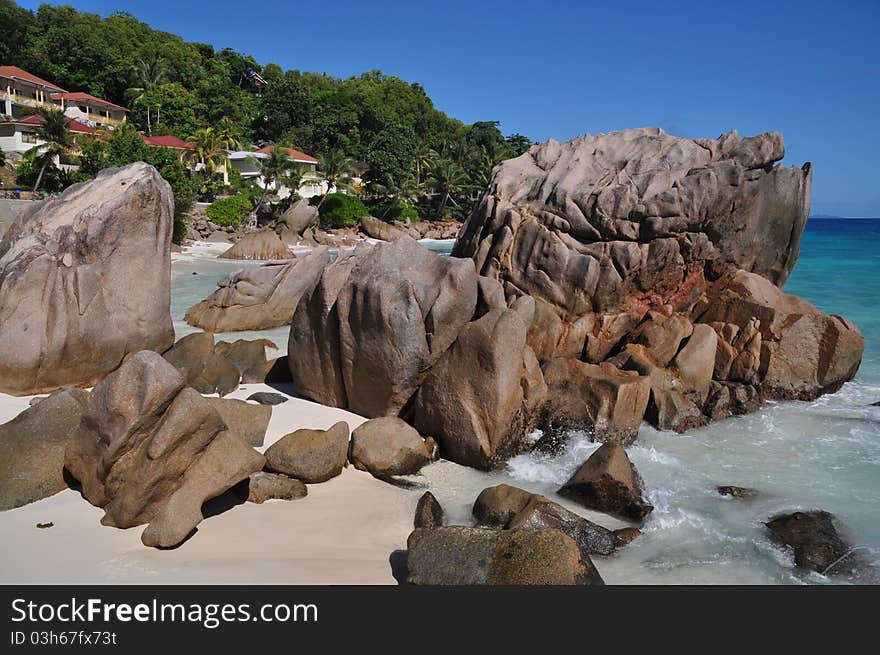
top-left (319, 192), bottom-right (368, 228)
top-left (385, 202), bottom-right (420, 222)
top-left (206, 194), bottom-right (252, 226)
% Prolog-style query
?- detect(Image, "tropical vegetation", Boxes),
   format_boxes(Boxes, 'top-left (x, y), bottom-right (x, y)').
top-left (0, 0), bottom-right (534, 223)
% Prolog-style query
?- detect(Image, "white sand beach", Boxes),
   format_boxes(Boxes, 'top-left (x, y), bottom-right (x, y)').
top-left (0, 383), bottom-right (420, 585)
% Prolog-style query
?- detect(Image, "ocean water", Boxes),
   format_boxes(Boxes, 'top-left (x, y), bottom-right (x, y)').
top-left (172, 221), bottom-right (880, 584)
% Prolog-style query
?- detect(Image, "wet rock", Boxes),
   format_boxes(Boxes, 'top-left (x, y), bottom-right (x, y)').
top-left (218, 230), bottom-right (292, 260)
top-left (264, 421), bottom-right (350, 483)
top-left (717, 485), bottom-right (758, 498)
top-left (235, 471), bottom-right (307, 504)
top-left (406, 527), bottom-right (604, 585)
top-left (766, 510), bottom-right (874, 579)
top-left (204, 398), bottom-right (271, 447)
top-left (508, 496), bottom-right (620, 556)
top-left (185, 248), bottom-right (331, 332)
top-left (414, 491), bottom-right (444, 528)
top-left (540, 358), bottom-right (650, 445)
top-left (0, 389), bottom-right (89, 510)
top-left (349, 417), bottom-right (433, 478)
top-left (63, 351), bottom-right (264, 548)
top-left (247, 392), bottom-right (288, 406)
top-left (559, 443), bottom-right (654, 521)
top-left (473, 484), bottom-right (539, 527)
top-left (613, 527), bottom-right (641, 544)
top-left (0, 163), bottom-right (175, 395)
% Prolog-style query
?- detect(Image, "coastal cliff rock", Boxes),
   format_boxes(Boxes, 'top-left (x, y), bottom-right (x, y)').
top-left (185, 248), bottom-right (331, 332)
top-left (0, 163), bottom-right (175, 395)
top-left (218, 229), bottom-right (292, 260)
top-left (63, 351), bottom-right (265, 548)
top-left (451, 128), bottom-right (863, 437)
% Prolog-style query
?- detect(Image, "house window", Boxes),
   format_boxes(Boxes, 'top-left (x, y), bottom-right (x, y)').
top-left (21, 131), bottom-right (38, 143)
top-left (78, 105), bottom-right (88, 113)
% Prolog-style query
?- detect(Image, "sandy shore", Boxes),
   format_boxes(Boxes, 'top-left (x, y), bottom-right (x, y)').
top-left (0, 383), bottom-right (421, 585)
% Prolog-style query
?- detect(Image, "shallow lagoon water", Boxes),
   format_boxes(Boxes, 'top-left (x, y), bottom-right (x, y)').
top-left (173, 222), bottom-right (880, 584)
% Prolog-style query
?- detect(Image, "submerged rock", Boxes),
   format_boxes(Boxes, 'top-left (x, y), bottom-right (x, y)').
top-left (185, 248), bottom-right (331, 332)
top-left (0, 163), bottom-right (175, 395)
top-left (63, 351), bottom-right (264, 548)
top-left (0, 389), bottom-right (89, 510)
top-left (717, 485), bottom-right (758, 498)
top-left (472, 484), bottom-right (536, 527)
top-left (414, 491), bottom-right (444, 528)
top-left (766, 511), bottom-right (874, 580)
top-left (406, 526), bottom-right (604, 585)
top-left (559, 443), bottom-right (653, 521)
top-left (264, 421), bottom-right (350, 483)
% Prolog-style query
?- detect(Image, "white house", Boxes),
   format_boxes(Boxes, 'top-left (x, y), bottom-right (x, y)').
top-left (0, 113), bottom-right (96, 155)
top-left (228, 145), bottom-right (327, 198)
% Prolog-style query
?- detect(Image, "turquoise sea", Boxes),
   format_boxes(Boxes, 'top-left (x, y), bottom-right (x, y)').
top-left (171, 220), bottom-right (880, 584)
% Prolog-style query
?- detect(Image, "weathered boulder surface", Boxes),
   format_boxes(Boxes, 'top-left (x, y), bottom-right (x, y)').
top-left (204, 397), bottom-right (271, 448)
top-left (276, 199), bottom-right (319, 242)
top-left (559, 443), bottom-right (653, 521)
top-left (235, 471), bottom-right (307, 504)
top-left (359, 216), bottom-right (410, 242)
top-left (414, 491), bottom-right (444, 528)
top-left (289, 237), bottom-right (478, 417)
top-left (766, 511), bottom-right (876, 581)
top-left (449, 128), bottom-right (862, 438)
top-left (406, 527), bottom-right (604, 585)
top-left (472, 484), bottom-right (619, 557)
top-left (218, 230), bottom-right (292, 260)
top-left (264, 421), bottom-right (350, 483)
top-left (0, 389), bottom-right (89, 510)
top-left (63, 351), bottom-right (265, 548)
top-left (349, 417), bottom-right (432, 478)
top-left (185, 248), bottom-right (331, 332)
top-left (162, 332), bottom-right (240, 397)
top-left (413, 300), bottom-right (543, 469)
top-left (0, 163), bottom-right (175, 395)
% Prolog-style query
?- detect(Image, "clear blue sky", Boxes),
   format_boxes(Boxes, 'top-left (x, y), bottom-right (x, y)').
top-left (18, 0), bottom-right (880, 216)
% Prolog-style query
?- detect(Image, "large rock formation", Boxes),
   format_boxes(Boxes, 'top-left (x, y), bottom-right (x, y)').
top-left (284, 129), bottom-right (863, 471)
top-left (185, 248), bottom-right (330, 332)
top-left (289, 237), bottom-right (478, 417)
top-left (64, 351), bottom-right (265, 548)
top-left (452, 128), bottom-right (863, 434)
top-left (0, 163), bottom-right (175, 395)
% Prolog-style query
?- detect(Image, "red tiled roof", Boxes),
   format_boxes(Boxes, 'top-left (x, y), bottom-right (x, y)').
top-left (256, 145), bottom-right (318, 164)
top-left (4, 114), bottom-right (96, 134)
top-left (0, 66), bottom-right (66, 92)
top-left (142, 134), bottom-right (194, 149)
top-left (50, 91), bottom-right (128, 113)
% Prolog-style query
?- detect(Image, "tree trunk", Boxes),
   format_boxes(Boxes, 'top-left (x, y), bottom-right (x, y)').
top-left (436, 191), bottom-right (449, 220)
top-left (32, 157), bottom-right (49, 192)
top-left (146, 105), bottom-right (151, 135)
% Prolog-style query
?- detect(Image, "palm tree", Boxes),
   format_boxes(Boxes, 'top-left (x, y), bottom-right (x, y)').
top-left (26, 107), bottom-right (75, 192)
top-left (428, 157), bottom-right (468, 220)
top-left (372, 173), bottom-right (420, 219)
top-left (317, 148), bottom-right (354, 198)
top-left (125, 56), bottom-right (167, 135)
top-left (413, 142), bottom-right (437, 188)
top-left (215, 117), bottom-right (241, 151)
top-left (188, 127), bottom-right (226, 175)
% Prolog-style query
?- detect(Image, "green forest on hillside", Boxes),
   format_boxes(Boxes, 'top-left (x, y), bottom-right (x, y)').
top-left (0, 0), bottom-right (532, 224)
